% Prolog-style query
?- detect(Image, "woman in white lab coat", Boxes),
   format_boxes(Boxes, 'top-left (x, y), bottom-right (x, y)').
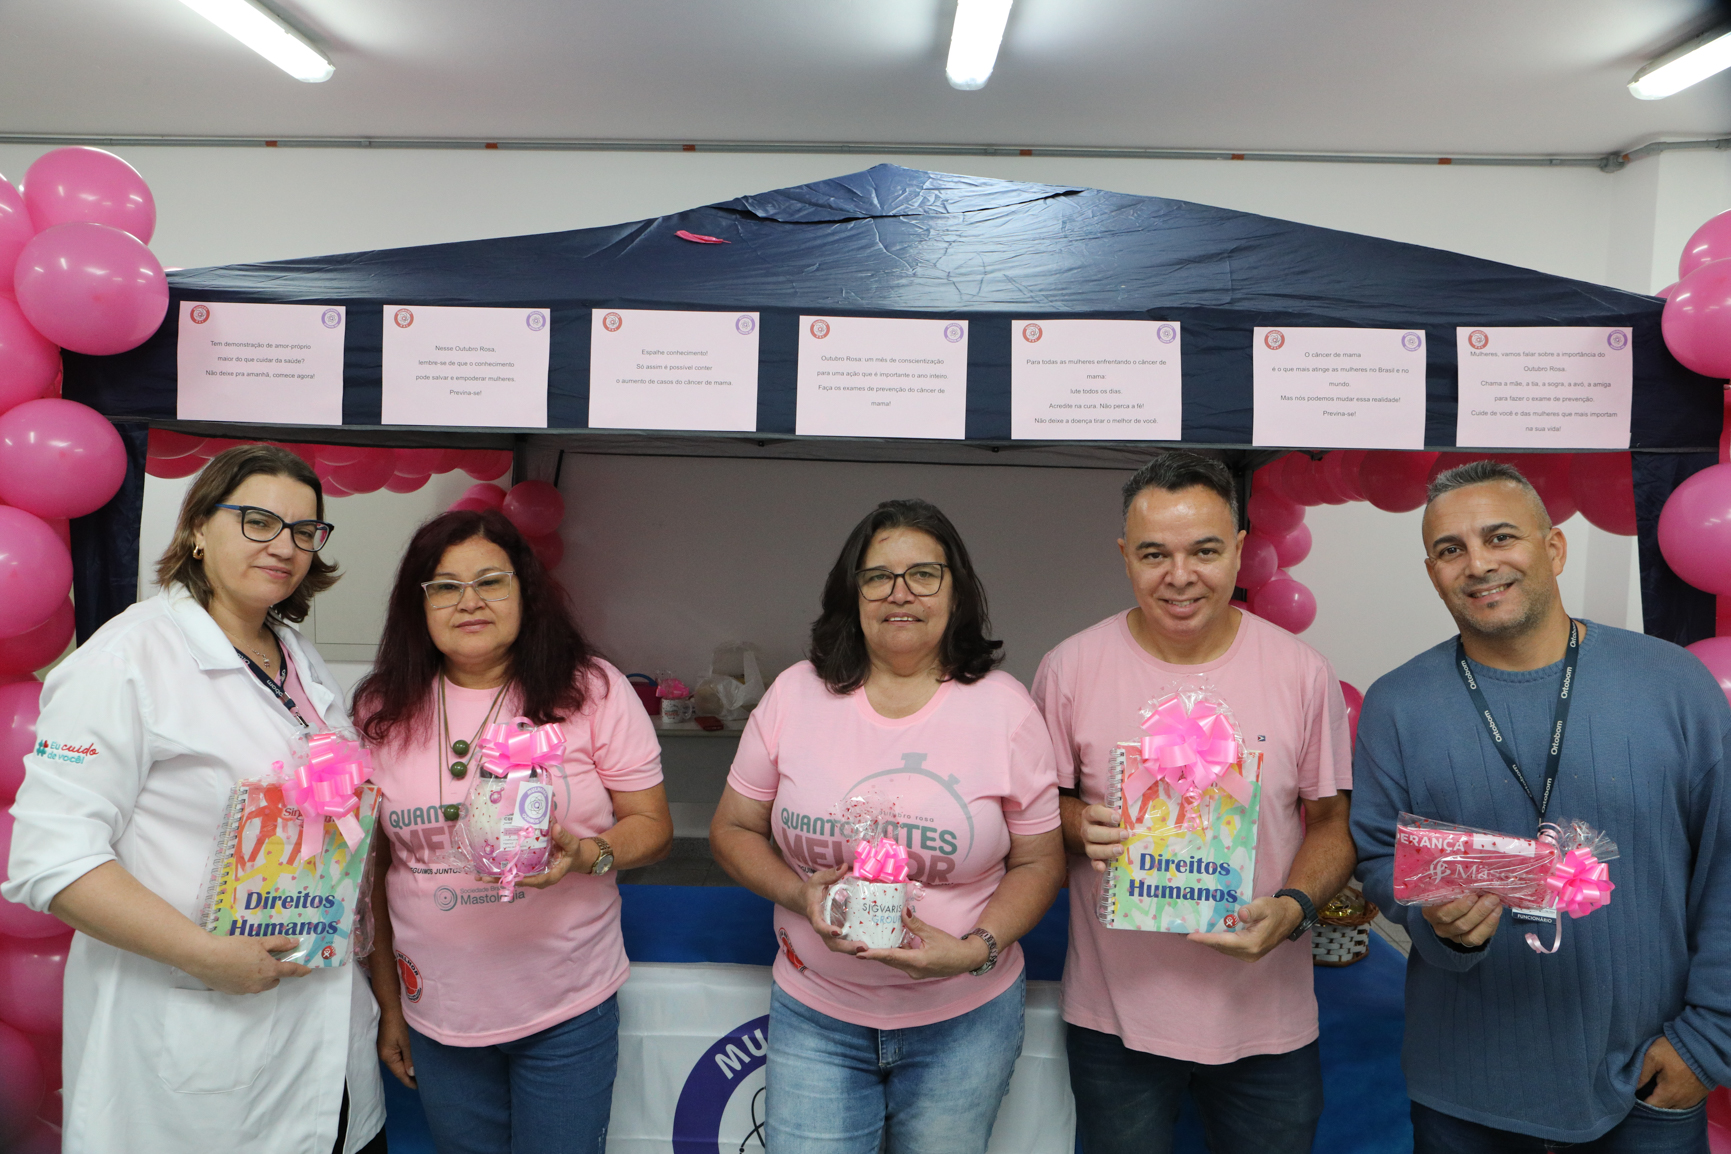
top-left (2, 444), bottom-right (387, 1154)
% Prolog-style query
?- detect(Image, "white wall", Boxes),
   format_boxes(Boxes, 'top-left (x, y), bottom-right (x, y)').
top-left (97, 144), bottom-right (1717, 721)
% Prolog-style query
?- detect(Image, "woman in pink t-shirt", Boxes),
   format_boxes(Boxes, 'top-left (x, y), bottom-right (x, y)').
top-left (356, 509), bottom-right (672, 1154)
top-left (712, 498), bottom-right (1065, 1154)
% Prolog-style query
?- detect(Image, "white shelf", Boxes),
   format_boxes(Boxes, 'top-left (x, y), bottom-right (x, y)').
top-left (652, 717), bottom-right (747, 739)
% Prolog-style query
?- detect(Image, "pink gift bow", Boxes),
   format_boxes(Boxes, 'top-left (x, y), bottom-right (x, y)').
top-left (280, 733), bottom-right (373, 865)
top-left (475, 717), bottom-right (566, 899)
top-left (853, 837), bottom-right (909, 883)
top-left (1546, 847), bottom-right (1614, 919)
top-left (1123, 697), bottom-right (1254, 827)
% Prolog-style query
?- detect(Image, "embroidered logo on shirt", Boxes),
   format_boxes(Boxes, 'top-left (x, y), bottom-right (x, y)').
top-left (35, 738), bottom-right (99, 764)
top-left (395, 950), bottom-right (422, 1002)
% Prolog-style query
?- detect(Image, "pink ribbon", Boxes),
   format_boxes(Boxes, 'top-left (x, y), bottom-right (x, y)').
top-left (853, 837), bottom-right (909, 883)
top-left (1123, 697), bottom-right (1254, 825)
top-left (478, 717), bottom-right (565, 781)
top-left (280, 733), bottom-right (373, 864)
top-left (1546, 847), bottom-right (1614, 919)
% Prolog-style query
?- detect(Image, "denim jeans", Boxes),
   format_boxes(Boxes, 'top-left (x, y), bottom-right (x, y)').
top-left (1065, 1024), bottom-right (1323, 1154)
top-left (1411, 1099), bottom-right (1709, 1153)
top-left (765, 975), bottom-right (1026, 1154)
top-left (405, 995), bottom-right (619, 1154)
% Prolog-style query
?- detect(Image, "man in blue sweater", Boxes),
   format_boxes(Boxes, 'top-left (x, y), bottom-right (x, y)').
top-left (1352, 459), bottom-right (1731, 1152)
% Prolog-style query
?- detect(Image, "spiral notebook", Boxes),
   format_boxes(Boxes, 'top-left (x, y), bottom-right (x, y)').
top-left (198, 777), bottom-right (381, 967)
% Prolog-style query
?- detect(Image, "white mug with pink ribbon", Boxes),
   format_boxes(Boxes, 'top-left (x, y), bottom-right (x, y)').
top-left (823, 828), bottom-right (914, 949)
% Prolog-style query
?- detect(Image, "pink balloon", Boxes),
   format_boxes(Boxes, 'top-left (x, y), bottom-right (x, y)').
top-left (447, 497), bottom-right (491, 514)
top-left (1657, 283), bottom-right (1677, 300)
top-left (1663, 259), bottom-right (1731, 380)
top-left (394, 447), bottom-right (460, 475)
top-left (501, 481), bottom-right (564, 538)
top-left (1658, 463), bottom-right (1731, 596)
top-left (1247, 488), bottom-right (1303, 538)
top-left (1361, 451), bottom-right (1438, 513)
top-left (0, 809), bottom-right (65, 939)
top-left (1249, 575), bottom-right (1317, 634)
top-left (0, 179), bottom-right (34, 302)
top-left (383, 470), bottom-right (430, 494)
top-left (460, 483), bottom-right (507, 510)
top-left (0, 299), bottom-right (60, 409)
top-left (1239, 534), bottom-right (1279, 589)
top-left (0, 1020), bottom-right (45, 1143)
top-left (326, 450), bottom-right (395, 495)
top-left (0, 601), bottom-right (71, 678)
top-left (10, 1118), bottom-right (59, 1154)
top-left (321, 474), bottom-right (354, 498)
top-left (314, 443), bottom-right (366, 467)
top-left (461, 450), bottom-right (513, 481)
top-left (22, 147), bottom-right (154, 244)
top-left (528, 532), bottom-right (564, 571)
top-left (1680, 209), bottom-right (1731, 282)
top-left (1282, 455), bottom-right (1327, 507)
top-left (0, 932), bottom-right (69, 1035)
top-left (145, 452), bottom-right (204, 480)
top-left (0, 510), bottom-right (68, 641)
top-left (1272, 522), bottom-right (1313, 568)
top-left (14, 223), bottom-right (167, 356)
top-left (1689, 637), bottom-right (1731, 707)
top-left (1323, 450), bottom-right (1368, 502)
top-left (146, 428), bottom-right (203, 460)
top-left (0, 399), bottom-right (128, 520)
top-left (1341, 681), bottom-right (1364, 745)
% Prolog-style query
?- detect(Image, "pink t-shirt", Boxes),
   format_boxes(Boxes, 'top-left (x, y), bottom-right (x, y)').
top-left (1031, 610), bottom-right (1351, 1064)
top-left (727, 663), bottom-right (1061, 1029)
top-left (369, 660), bottom-right (662, 1045)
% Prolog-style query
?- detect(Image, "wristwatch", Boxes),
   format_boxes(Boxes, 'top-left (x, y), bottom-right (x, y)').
top-left (588, 836), bottom-right (615, 876)
top-left (1277, 888), bottom-right (1319, 940)
top-left (961, 927), bottom-right (999, 976)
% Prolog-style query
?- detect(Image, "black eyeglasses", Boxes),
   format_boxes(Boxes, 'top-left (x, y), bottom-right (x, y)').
top-left (855, 564), bottom-right (948, 601)
top-left (214, 504), bottom-right (334, 552)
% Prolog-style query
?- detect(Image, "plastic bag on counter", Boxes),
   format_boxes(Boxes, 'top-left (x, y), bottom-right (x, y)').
top-left (692, 642), bottom-right (765, 721)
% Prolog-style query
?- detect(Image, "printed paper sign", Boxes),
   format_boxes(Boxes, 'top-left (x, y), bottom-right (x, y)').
top-left (796, 316), bottom-right (968, 439)
top-left (1252, 327), bottom-right (1427, 449)
top-left (1454, 327), bottom-right (1633, 449)
top-left (380, 305), bottom-right (550, 428)
top-left (1010, 319), bottom-right (1182, 439)
top-left (176, 301), bottom-right (346, 425)
top-left (588, 309), bottom-right (759, 431)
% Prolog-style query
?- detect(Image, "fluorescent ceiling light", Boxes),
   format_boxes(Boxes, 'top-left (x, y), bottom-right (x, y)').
top-left (1629, 25), bottom-right (1731, 100)
top-left (178, 0), bottom-right (334, 83)
top-left (947, 0), bottom-right (1013, 91)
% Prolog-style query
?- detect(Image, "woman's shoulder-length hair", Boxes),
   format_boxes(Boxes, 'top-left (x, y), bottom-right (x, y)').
top-left (353, 508), bottom-right (599, 747)
top-left (153, 443), bottom-right (338, 623)
top-left (807, 498), bottom-right (1002, 696)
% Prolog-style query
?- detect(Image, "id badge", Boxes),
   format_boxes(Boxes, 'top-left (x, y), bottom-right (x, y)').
top-left (1509, 905), bottom-right (1559, 926)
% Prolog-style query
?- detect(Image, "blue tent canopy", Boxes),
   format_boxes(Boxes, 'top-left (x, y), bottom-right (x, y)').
top-left (59, 164), bottom-right (1722, 647)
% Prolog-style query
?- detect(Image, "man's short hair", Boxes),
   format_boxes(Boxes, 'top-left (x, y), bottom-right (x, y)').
top-left (1121, 451), bottom-right (1239, 524)
top-left (1425, 459), bottom-right (1551, 530)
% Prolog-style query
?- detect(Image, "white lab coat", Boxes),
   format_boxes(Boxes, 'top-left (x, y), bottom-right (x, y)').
top-left (2, 585), bottom-right (385, 1154)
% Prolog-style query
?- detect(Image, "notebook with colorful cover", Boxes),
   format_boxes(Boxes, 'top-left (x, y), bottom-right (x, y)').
top-left (199, 777), bottom-right (381, 967)
top-left (1096, 741), bottom-right (1264, 933)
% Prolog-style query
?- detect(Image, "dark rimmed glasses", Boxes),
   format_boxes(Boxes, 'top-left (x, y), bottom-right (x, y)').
top-left (422, 572), bottom-right (516, 609)
top-left (855, 563), bottom-right (948, 601)
top-left (215, 504), bottom-right (334, 552)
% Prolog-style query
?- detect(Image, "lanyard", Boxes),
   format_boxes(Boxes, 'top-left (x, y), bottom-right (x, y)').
top-left (1452, 620), bottom-right (1579, 822)
top-left (236, 643), bottom-right (311, 730)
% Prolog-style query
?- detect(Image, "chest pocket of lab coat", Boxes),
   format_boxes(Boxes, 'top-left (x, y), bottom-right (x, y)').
top-left (157, 986), bottom-right (279, 1094)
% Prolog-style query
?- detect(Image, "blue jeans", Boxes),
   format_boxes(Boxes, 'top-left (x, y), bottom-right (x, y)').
top-left (1066, 1024), bottom-right (1323, 1154)
top-left (1411, 1100), bottom-right (1708, 1153)
top-left (406, 995), bottom-right (618, 1154)
top-left (766, 975), bottom-right (1026, 1154)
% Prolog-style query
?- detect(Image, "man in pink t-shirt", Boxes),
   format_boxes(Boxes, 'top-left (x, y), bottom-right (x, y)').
top-left (1032, 451), bottom-right (1354, 1154)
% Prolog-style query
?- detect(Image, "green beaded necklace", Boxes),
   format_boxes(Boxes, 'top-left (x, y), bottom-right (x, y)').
top-left (435, 676), bottom-right (511, 823)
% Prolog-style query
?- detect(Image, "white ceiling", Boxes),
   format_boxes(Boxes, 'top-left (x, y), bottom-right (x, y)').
top-left (0, 0), bottom-right (1725, 156)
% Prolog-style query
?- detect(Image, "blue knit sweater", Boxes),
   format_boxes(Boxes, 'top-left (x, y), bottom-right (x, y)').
top-left (1352, 621), bottom-right (1731, 1143)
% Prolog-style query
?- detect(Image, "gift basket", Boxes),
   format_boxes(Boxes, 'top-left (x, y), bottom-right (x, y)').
top-left (1310, 886), bottom-right (1379, 967)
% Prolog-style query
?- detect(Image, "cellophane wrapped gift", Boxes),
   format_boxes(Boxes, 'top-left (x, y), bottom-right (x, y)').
top-left (199, 730), bottom-right (381, 967)
top-left (821, 800), bottom-right (924, 949)
top-left (1098, 685), bottom-right (1264, 934)
top-left (1392, 813), bottom-right (1617, 918)
top-left (450, 716), bottom-right (565, 901)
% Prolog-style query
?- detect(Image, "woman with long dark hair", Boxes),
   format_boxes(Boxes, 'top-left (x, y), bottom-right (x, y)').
top-left (357, 508), bottom-right (671, 1154)
top-left (711, 498), bottom-right (1065, 1154)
